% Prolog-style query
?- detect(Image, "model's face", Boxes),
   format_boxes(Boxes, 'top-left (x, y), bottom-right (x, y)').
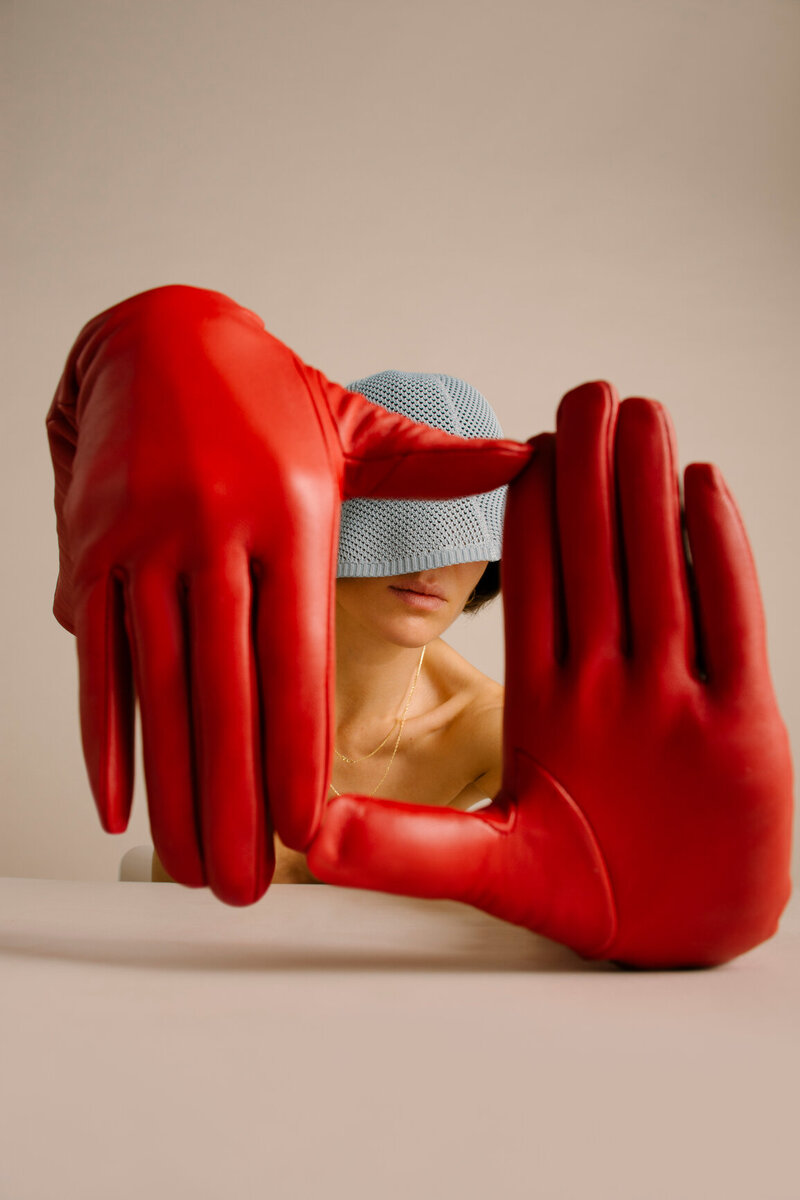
top-left (335, 562), bottom-right (490, 648)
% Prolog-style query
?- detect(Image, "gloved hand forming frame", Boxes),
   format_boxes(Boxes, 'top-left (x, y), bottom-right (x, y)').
top-left (47, 286), bottom-right (793, 966)
top-left (45, 284), bottom-right (534, 906)
top-left (308, 383), bottom-right (794, 969)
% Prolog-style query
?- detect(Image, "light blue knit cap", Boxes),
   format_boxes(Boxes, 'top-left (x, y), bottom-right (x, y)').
top-left (337, 370), bottom-right (507, 578)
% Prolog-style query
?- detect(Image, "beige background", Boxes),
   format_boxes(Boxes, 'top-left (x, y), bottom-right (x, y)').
top-left (3, 6), bottom-right (799, 1200)
top-left (2, 877), bottom-right (798, 1200)
top-left (3, 0), bottom-right (799, 883)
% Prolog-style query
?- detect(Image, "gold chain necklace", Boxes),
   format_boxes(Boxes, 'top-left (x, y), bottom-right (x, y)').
top-left (333, 646), bottom-right (426, 764)
top-left (334, 724), bottom-right (396, 764)
top-left (329, 645), bottom-right (426, 798)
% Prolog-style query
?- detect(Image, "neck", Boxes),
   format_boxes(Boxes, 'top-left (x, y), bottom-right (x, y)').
top-left (334, 603), bottom-right (427, 754)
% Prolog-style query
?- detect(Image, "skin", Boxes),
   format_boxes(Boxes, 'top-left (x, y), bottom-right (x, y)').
top-left (151, 561), bottom-right (504, 885)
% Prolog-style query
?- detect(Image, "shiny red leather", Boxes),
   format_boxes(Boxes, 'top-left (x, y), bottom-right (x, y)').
top-left (46, 284), bottom-right (535, 906)
top-left (308, 383), bottom-right (794, 968)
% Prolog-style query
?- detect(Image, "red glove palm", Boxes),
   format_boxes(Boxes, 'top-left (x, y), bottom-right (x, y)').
top-left (46, 284), bottom-right (534, 906)
top-left (308, 383), bottom-right (794, 968)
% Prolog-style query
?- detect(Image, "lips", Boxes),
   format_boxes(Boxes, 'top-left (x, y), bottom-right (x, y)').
top-left (389, 583), bottom-right (447, 611)
top-left (391, 580), bottom-right (446, 600)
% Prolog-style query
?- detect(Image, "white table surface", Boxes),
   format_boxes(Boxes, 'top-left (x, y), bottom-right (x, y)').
top-left (1, 876), bottom-right (798, 1200)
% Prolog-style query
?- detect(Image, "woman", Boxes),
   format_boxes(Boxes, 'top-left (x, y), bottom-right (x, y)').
top-left (152, 369), bottom-right (506, 884)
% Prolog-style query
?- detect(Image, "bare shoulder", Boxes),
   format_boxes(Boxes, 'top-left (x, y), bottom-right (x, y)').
top-left (428, 639), bottom-right (504, 807)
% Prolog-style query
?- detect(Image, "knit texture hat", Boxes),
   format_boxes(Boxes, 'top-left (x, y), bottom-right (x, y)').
top-left (337, 370), bottom-right (507, 578)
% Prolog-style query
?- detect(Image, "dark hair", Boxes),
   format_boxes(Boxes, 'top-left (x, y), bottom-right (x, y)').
top-left (462, 559), bottom-right (501, 616)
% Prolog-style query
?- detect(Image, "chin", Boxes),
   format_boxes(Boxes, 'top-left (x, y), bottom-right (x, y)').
top-left (380, 613), bottom-right (453, 647)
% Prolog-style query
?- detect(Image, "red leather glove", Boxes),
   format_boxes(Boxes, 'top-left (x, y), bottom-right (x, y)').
top-left (46, 284), bottom-right (534, 906)
top-left (308, 382), bottom-right (794, 968)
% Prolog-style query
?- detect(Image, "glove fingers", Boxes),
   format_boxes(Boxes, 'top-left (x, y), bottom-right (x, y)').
top-left (334, 384), bottom-right (534, 500)
top-left (184, 553), bottom-right (273, 906)
top-left (501, 434), bottom-right (561, 734)
top-left (254, 533), bottom-right (337, 853)
top-left (74, 574), bottom-right (135, 834)
top-left (307, 794), bottom-right (501, 903)
top-left (683, 463), bottom-right (769, 693)
top-left (555, 382), bottom-right (623, 662)
top-left (256, 492), bottom-right (340, 849)
top-left (125, 568), bottom-right (207, 889)
top-left (615, 398), bottom-right (695, 668)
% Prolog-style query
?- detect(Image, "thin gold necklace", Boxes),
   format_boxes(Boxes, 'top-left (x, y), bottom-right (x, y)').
top-left (334, 723), bottom-right (396, 764)
top-left (329, 645), bottom-right (426, 798)
top-left (333, 646), bottom-right (425, 764)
